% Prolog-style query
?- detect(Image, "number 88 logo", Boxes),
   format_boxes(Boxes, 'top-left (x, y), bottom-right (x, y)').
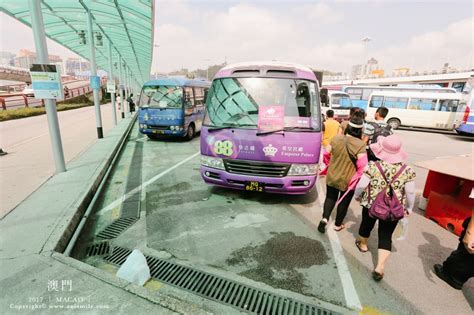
top-left (214, 140), bottom-right (234, 156)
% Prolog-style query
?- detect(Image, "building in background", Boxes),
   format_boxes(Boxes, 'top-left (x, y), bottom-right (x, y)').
top-left (393, 68), bottom-right (410, 77)
top-left (0, 51), bottom-right (16, 66)
top-left (65, 57), bottom-right (90, 75)
top-left (14, 49), bottom-right (63, 73)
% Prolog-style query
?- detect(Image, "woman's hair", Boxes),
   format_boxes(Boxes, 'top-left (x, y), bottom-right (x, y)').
top-left (345, 117), bottom-right (364, 139)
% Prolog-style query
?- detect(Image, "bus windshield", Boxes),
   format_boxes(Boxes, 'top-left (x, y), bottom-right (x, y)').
top-left (331, 94), bottom-right (352, 108)
top-left (204, 77), bottom-right (320, 129)
top-left (140, 85), bottom-right (183, 108)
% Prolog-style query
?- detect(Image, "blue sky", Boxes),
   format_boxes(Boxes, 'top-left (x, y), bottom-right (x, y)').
top-left (1, 0), bottom-right (472, 74)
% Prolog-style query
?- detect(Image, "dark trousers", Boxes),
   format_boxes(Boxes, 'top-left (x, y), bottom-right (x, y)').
top-left (443, 218), bottom-right (474, 285)
top-left (358, 207), bottom-right (398, 251)
top-left (322, 185), bottom-right (354, 226)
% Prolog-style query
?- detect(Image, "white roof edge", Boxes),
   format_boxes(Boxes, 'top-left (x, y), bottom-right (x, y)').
top-left (219, 61), bottom-right (314, 73)
top-left (370, 90), bottom-right (463, 99)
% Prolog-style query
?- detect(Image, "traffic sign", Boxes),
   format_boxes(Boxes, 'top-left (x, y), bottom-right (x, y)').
top-left (90, 75), bottom-right (100, 90)
top-left (107, 80), bottom-right (116, 93)
top-left (30, 64), bottom-right (63, 99)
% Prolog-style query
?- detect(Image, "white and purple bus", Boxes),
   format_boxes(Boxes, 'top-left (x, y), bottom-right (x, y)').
top-left (200, 61), bottom-right (323, 194)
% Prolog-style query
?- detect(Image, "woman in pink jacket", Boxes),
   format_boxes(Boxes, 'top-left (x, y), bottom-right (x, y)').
top-left (318, 117), bottom-right (368, 233)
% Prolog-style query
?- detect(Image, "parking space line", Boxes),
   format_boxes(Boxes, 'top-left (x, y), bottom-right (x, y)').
top-left (97, 152), bottom-right (200, 215)
top-left (316, 181), bottom-right (362, 311)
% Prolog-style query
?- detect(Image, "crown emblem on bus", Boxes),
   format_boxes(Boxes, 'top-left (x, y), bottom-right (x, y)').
top-left (263, 144), bottom-right (278, 157)
top-left (266, 108), bottom-right (276, 115)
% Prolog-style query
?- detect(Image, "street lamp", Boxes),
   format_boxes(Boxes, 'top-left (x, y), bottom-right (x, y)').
top-left (204, 58), bottom-right (211, 80)
top-left (361, 37), bottom-right (372, 78)
top-left (153, 44), bottom-right (160, 79)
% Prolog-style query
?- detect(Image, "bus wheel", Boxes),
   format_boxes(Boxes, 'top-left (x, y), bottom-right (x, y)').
top-left (387, 118), bottom-right (401, 130)
top-left (186, 124), bottom-right (195, 140)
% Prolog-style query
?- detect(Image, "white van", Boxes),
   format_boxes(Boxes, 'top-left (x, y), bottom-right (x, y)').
top-left (321, 90), bottom-right (353, 121)
top-left (367, 91), bottom-right (463, 130)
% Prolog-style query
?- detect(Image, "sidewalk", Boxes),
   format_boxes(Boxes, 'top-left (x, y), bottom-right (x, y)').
top-left (0, 103), bottom-right (118, 218)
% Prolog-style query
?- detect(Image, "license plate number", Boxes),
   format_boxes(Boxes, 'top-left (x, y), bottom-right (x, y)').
top-left (245, 181), bottom-right (264, 192)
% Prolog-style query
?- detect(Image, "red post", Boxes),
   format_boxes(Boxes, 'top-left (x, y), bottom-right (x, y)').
top-left (0, 98), bottom-right (5, 110)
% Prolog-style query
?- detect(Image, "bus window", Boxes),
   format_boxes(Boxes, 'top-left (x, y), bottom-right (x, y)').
top-left (369, 96), bottom-right (383, 108)
top-left (148, 86), bottom-right (183, 108)
top-left (409, 98), bottom-right (437, 111)
top-left (194, 87), bottom-right (205, 106)
top-left (361, 88), bottom-right (373, 101)
top-left (346, 87), bottom-right (363, 100)
top-left (295, 83), bottom-right (311, 117)
top-left (438, 99), bottom-right (459, 112)
top-left (184, 87), bottom-right (195, 108)
top-left (452, 82), bottom-right (465, 93)
top-left (384, 97), bottom-right (408, 109)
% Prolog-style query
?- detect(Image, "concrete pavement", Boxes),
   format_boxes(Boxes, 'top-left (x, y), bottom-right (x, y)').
top-left (0, 102), bottom-right (121, 218)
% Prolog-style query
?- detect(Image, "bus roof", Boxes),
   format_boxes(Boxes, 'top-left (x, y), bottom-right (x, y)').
top-left (344, 85), bottom-right (457, 93)
top-left (142, 77), bottom-right (211, 88)
top-left (328, 91), bottom-right (350, 96)
top-left (215, 61), bottom-right (316, 82)
top-left (369, 90), bottom-right (462, 99)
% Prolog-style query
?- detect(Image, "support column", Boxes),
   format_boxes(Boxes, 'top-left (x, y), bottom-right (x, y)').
top-left (123, 63), bottom-right (129, 116)
top-left (118, 55), bottom-right (125, 119)
top-left (107, 40), bottom-right (117, 125)
top-left (86, 8), bottom-right (103, 138)
top-left (29, 0), bottom-right (66, 173)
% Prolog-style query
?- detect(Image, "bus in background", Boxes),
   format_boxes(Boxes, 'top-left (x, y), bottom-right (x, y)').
top-left (344, 85), bottom-right (457, 110)
top-left (200, 61), bottom-right (322, 194)
top-left (320, 89), bottom-right (353, 121)
top-left (138, 78), bottom-right (211, 140)
top-left (367, 91), bottom-right (462, 130)
top-left (455, 78), bottom-right (474, 135)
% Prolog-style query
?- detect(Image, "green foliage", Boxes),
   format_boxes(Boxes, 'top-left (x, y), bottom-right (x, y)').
top-left (0, 103), bottom-right (93, 121)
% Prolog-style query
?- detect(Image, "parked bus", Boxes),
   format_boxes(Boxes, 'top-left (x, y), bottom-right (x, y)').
top-left (200, 61), bottom-right (322, 194)
top-left (455, 78), bottom-right (474, 135)
top-left (367, 90), bottom-right (462, 130)
top-left (321, 89), bottom-right (353, 121)
top-left (138, 78), bottom-right (211, 140)
top-left (343, 85), bottom-right (456, 110)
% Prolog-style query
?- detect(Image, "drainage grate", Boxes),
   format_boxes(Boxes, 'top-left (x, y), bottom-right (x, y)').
top-left (104, 246), bottom-right (341, 315)
top-left (86, 241), bottom-right (111, 257)
top-left (97, 217), bottom-right (138, 239)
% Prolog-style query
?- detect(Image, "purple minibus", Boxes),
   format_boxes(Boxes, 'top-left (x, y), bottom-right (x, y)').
top-left (200, 62), bottom-right (323, 194)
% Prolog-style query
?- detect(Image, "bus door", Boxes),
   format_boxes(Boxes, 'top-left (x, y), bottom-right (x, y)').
top-left (193, 87), bottom-right (207, 131)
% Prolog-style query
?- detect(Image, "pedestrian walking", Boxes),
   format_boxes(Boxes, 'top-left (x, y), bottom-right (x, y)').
top-left (434, 213), bottom-right (474, 290)
top-left (318, 117), bottom-right (368, 233)
top-left (127, 93), bottom-right (136, 113)
top-left (320, 110), bottom-right (340, 176)
top-left (363, 106), bottom-right (392, 148)
top-left (64, 86), bottom-right (70, 99)
top-left (116, 95), bottom-right (121, 110)
top-left (353, 134), bottom-right (416, 281)
top-left (339, 107), bottom-right (361, 135)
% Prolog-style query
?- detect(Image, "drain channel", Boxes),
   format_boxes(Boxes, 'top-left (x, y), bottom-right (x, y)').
top-left (86, 241), bottom-right (111, 257)
top-left (104, 246), bottom-right (341, 315)
top-left (97, 217), bottom-right (138, 239)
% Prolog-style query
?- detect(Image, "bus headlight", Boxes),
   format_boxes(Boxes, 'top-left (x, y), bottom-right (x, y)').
top-left (140, 124), bottom-right (147, 129)
top-left (288, 164), bottom-right (318, 176)
top-left (170, 126), bottom-right (175, 130)
top-left (201, 155), bottom-right (225, 170)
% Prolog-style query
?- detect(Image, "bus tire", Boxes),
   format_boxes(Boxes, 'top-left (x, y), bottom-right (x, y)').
top-left (186, 124), bottom-right (195, 140)
top-left (387, 118), bottom-right (401, 130)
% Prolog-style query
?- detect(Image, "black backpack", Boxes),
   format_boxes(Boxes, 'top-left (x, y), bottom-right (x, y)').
top-left (368, 122), bottom-right (392, 144)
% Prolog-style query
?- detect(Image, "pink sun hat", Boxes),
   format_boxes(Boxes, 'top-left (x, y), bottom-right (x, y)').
top-left (369, 134), bottom-right (408, 163)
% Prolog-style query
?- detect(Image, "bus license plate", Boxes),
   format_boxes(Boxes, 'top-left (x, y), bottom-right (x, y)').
top-left (245, 181), bottom-right (264, 192)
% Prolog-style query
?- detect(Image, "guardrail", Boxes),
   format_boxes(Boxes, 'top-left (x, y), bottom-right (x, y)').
top-left (0, 80), bottom-right (107, 110)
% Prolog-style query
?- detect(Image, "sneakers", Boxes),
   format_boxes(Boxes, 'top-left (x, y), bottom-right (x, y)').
top-left (433, 264), bottom-right (462, 290)
top-left (318, 219), bottom-right (327, 233)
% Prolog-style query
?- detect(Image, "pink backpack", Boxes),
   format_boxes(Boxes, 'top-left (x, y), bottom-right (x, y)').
top-left (368, 162), bottom-right (407, 221)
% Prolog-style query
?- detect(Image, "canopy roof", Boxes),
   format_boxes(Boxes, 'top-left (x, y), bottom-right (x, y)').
top-left (1, 0), bottom-right (154, 85)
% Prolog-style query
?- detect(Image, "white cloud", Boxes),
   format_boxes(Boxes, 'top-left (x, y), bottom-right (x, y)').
top-left (375, 17), bottom-right (473, 72)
